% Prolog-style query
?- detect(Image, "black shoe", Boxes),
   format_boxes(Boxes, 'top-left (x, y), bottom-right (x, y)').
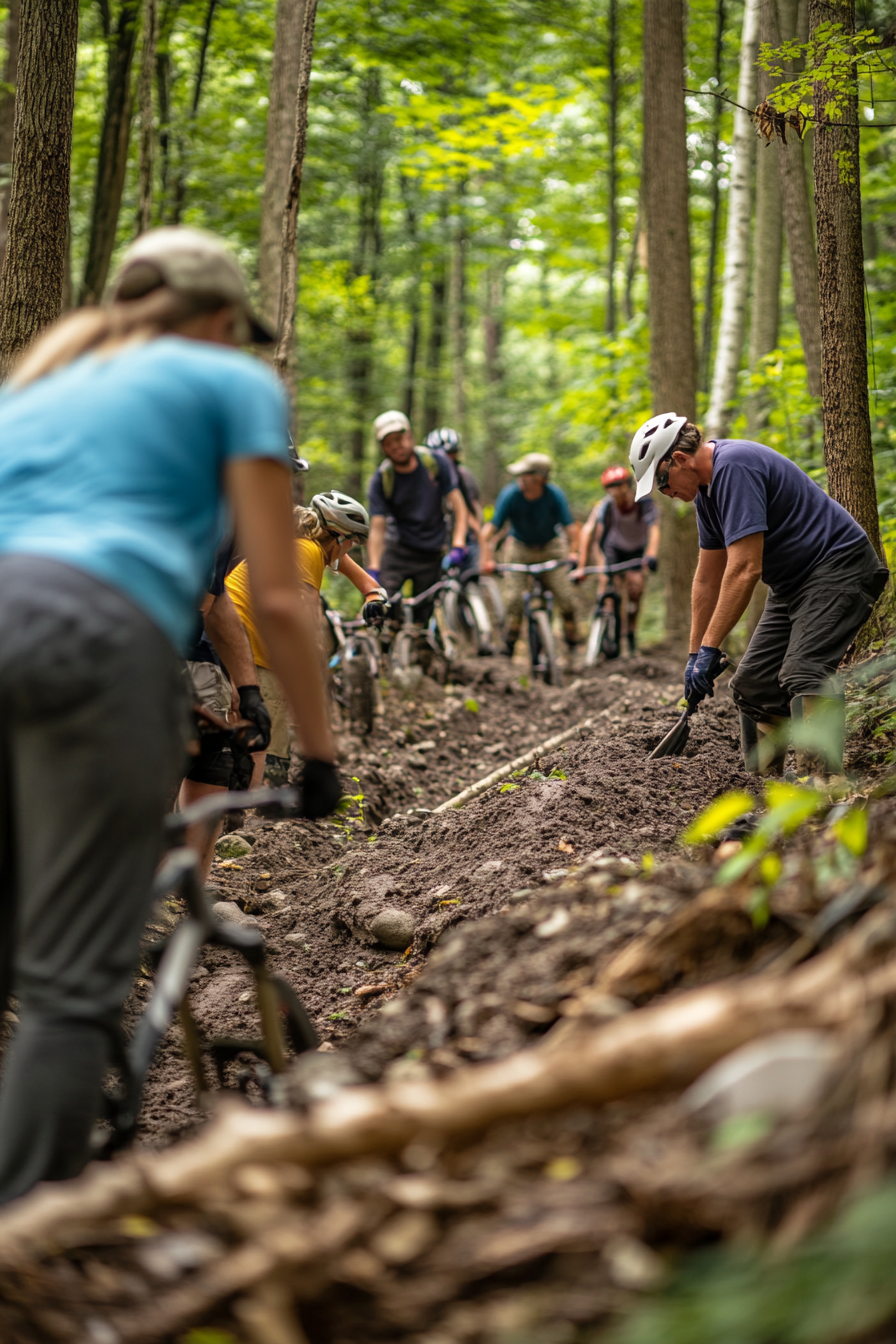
top-left (502, 632), bottom-right (519, 658)
top-left (627, 631), bottom-right (636, 654)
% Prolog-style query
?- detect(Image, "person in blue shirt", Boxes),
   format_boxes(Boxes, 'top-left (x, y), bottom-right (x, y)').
top-left (481, 452), bottom-right (580, 656)
top-left (630, 413), bottom-right (890, 777)
top-left (0, 226), bottom-right (340, 1205)
top-left (366, 410), bottom-right (468, 624)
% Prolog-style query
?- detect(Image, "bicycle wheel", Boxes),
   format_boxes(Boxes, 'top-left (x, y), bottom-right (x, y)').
top-left (479, 573), bottom-right (505, 629)
top-left (441, 586), bottom-right (464, 638)
top-left (584, 613), bottom-right (607, 669)
top-left (269, 975), bottom-right (319, 1055)
top-left (392, 629), bottom-right (416, 671)
top-left (463, 584), bottom-right (494, 655)
top-left (534, 608), bottom-right (563, 687)
top-left (344, 640), bottom-right (375, 734)
top-left (602, 599), bottom-right (621, 660)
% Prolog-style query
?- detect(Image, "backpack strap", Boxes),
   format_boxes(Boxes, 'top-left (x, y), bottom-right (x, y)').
top-left (378, 447), bottom-right (440, 501)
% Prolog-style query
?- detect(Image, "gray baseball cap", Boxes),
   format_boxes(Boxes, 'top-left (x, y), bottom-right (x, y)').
top-left (110, 226), bottom-right (274, 345)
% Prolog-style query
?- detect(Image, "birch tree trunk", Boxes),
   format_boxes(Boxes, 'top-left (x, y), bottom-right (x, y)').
top-left (0, 0), bottom-right (78, 370)
top-left (772, 0), bottom-right (822, 399)
top-left (136, 0), bottom-right (157, 235)
top-left (704, 0), bottom-right (760, 438)
top-left (259, 0), bottom-right (305, 328)
top-left (271, 0), bottom-right (317, 419)
top-left (0, 0), bottom-right (21, 275)
top-left (699, 0), bottom-right (725, 395)
top-left (809, 0), bottom-right (882, 558)
top-left (643, 0), bottom-right (699, 652)
top-left (80, 0), bottom-right (140, 304)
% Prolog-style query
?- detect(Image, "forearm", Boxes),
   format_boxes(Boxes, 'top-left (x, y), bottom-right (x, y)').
top-left (203, 592), bottom-right (257, 686)
top-left (702, 567), bottom-right (760, 647)
top-left (367, 517), bottom-right (386, 570)
top-left (645, 523), bottom-right (660, 560)
top-left (447, 490), bottom-right (468, 547)
top-left (690, 572), bottom-right (722, 653)
top-left (577, 521), bottom-right (595, 568)
top-left (253, 588), bottom-right (335, 762)
top-left (340, 554), bottom-right (380, 596)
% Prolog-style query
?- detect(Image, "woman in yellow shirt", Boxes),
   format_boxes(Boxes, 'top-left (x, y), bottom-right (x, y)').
top-left (226, 490), bottom-right (386, 777)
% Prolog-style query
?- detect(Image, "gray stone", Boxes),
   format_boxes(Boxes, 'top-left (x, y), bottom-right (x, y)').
top-left (212, 901), bottom-right (260, 929)
top-left (215, 834), bottom-right (253, 860)
top-left (369, 907), bottom-right (416, 950)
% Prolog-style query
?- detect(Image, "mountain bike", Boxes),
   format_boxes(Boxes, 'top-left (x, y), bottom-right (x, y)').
top-left (575, 558), bottom-right (646, 669)
top-left (96, 787), bottom-right (317, 1157)
top-left (494, 558), bottom-right (572, 688)
top-left (440, 567), bottom-right (495, 656)
top-left (388, 577), bottom-right (457, 681)
top-left (322, 596), bottom-right (383, 735)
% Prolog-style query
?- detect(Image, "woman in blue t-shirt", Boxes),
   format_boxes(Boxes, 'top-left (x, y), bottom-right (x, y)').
top-left (0, 227), bottom-right (339, 1204)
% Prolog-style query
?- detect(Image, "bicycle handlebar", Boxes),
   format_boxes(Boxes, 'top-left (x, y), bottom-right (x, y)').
top-left (494, 559), bottom-right (574, 576)
top-left (168, 786), bottom-right (298, 834)
top-left (388, 576), bottom-right (452, 608)
top-left (576, 559), bottom-right (647, 575)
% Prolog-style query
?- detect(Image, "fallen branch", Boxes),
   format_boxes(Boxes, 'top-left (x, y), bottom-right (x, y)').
top-left (2, 904), bottom-right (896, 1265)
top-left (433, 718), bottom-right (595, 813)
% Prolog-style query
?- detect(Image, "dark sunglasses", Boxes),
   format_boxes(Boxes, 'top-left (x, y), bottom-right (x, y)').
top-left (656, 455), bottom-right (675, 494)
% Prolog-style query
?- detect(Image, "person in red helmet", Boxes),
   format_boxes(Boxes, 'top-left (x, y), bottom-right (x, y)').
top-left (571, 465), bottom-right (660, 654)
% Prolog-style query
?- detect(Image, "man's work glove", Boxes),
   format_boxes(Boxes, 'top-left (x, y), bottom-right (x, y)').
top-left (644, 555), bottom-right (658, 572)
top-left (237, 684), bottom-right (271, 753)
top-left (300, 758), bottom-right (342, 819)
top-left (684, 652), bottom-right (698, 699)
top-left (447, 546), bottom-right (467, 568)
top-left (689, 646), bottom-right (727, 705)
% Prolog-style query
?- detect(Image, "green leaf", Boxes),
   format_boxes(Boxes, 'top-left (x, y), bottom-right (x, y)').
top-left (748, 886), bottom-right (771, 930)
top-left (761, 780), bottom-right (824, 837)
top-left (500, 782), bottom-right (519, 792)
top-left (831, 806), bottom-right (868, 857)
top-left (682, 791), bottom-right (755, 845)
top-left (548, 768), bottom-right (567, 780)
top-left (464, 698), bottom-right (479, 713)
top-left (758, 851), bottom-right (782, 887)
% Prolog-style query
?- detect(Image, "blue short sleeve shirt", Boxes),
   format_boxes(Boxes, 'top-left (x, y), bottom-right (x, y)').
top-left (0, 337), bottom-right (290, 650)
top-left (492, 481), bottom-right (573, 548)
top-left (696, 439), bottom-right (867, 593)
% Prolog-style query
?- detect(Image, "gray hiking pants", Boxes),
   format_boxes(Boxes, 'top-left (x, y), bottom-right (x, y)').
top-left (0, 557), bottom-right (187, 1204)
top-left (731, 539), bottom-right (889, 723)
top-left (380, 541), bottom-right (444, 625)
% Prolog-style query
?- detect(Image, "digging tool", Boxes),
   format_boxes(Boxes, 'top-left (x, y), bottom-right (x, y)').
top-left (648, 655), bottom-right (730, 760)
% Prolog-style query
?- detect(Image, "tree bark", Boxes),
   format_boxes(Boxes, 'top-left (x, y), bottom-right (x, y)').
top-left (771, 0), bottom-right (822, 399)
top-left (422, 248), bottom-right (448, 436)
top-left (623, 200), bottom-right (640, 324)
top-left (270, 0), bottom-right (317, 424)
top-left (604, 0), bottom-right (618, 335)
top-left (154, 0), bottom-right (182, 220)
top-left (747, 0), bottom-right (784, 436)
top-left (450, 198), bottom-right (467, 434)
top-left (0, 0), bottom-right (78, 370)
top-left (340, 66), bottom-right (385, 494)
top-left (80, 0), bottom-right (141, 304)
top-left (259, 0), bottom-right (305, 328)
top-left (0, 0), bottom-right (21, 274)
top-left (482, 262), bottom-right (507, 501)
top-left (643, 0), bottom-right (699, 652)
top-left (698, 0), bottom-right (725, 395)
top-left (168, 0), bottom-right (218, 226)
top-left (705, 0), bottom-right (760, 438)
top-left (809, 0), bottom-right (883, 557)
top-left (136, 0), bottom-right (157, 234)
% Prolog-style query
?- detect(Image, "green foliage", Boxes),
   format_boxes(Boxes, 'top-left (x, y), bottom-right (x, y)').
top-left (682, 791), bottom-right (755, 845)
top-left (716, 781), bottom-right (825, 886)
top-left (830, 805), bottom-right (868, 858)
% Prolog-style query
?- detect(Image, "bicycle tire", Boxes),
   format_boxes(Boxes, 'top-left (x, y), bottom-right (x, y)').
top-left (479, 574), bottom-right (505, 629)
top-left (344, 642), bottom-right (376, 735)
top-left (392, 629), bottom-right (416, 671)
top-left (584, 614), bottom-right (606, 669)
top-left (534, 608), bottom-right (563, 687)
top-left (442, 586), bottom-right (464, 639)
top-left (463, 585), bottom-right (494, 655)
top-left (269, 975), bottom-right (319, 1055)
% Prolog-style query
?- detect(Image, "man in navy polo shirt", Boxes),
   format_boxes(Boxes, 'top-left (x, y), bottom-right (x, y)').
top-left (629, 414), bottom-right (889, 776)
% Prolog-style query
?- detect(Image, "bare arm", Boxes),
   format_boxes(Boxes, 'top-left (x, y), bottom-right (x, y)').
top-left (690, 547), bottom-right (728, 654)
top-left (445, 487), bottom-right (468, 548)
top-left (367, 514), bottom-right (386, 571)
top-left (575, 507), bottom-right (600, 570)
top-left (227, 458), bottom-right (335, 764)
top-left (480, 519), bottom-right (508, 573)
top-left (339, 553), bottom-right (382, 598)
top-left (202, 589), bottom-right (257, 688)
top-left (701, 533), bottom-right (764, 648)
top-left (644, 521), bottom-right (660, 563)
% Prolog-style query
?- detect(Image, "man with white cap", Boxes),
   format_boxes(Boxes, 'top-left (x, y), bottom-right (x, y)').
top-left (367, 411), bottom-right (468, 622)
top-left (629, 414), bottom-right (889, 775)
top-left (480, 452), bottom-right (580, 657)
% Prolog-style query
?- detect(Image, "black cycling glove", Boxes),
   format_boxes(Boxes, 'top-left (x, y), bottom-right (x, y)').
top-left (237, 684), bottom-right (272, 754)
top-left (363, 599), bottom-right (387, 627)
top-left (300, 758), bottom-right (343, 819)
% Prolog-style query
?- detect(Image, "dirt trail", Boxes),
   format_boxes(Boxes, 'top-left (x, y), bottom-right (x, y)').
top-left (137, 651), bottom-right (753, 1146)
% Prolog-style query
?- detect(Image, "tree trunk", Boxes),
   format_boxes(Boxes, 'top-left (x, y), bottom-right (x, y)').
top-left (259, 0), bottom-right (305, 328)
top-left (0, 0), bottom-right (78, 370)
top-left (771, 0), bottom-right (822, 399)
top-left (698, 0), bottom-right (725, 395)
top-left (705, 0), bottom-right (760, 438)
top-left (643, 0), bottom-right (699, 652)
top-left (746, 0), bottom-right (784, 435)
top-left (0, 0), bottom-right (21, 274)
top-left (136, 0), bottom-right (157, 234)
top-left (623, 200), bottom-right (640, 324)
top-left (270, 0), bottom-right (317, 423)
top-left (154, 1), bottom-right (182, 219)
top-left (604, 0), bottom-right (618, 335)
top-left (342, 66), bottom-right (385, 495)
top-left (400, 174), bottom-right (420, 424)
top-left (422, 248), bottom-right (448, 436)
top-left (80, 0), bottom-right (141, 304)
top-left (482, 262), bottom-right (507, 501)
top-left (450, 199), bottom-right (467, 434)
top-left (809, 0), bottom-right (882, 557)
top-left (168, 0), bottom-right (218, 226)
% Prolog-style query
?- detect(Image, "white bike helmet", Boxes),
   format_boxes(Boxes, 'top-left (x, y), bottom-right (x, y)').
top-left (311, 490), bottom-right (370, 541)
top-left (629, 413), bottom-right (687, 501)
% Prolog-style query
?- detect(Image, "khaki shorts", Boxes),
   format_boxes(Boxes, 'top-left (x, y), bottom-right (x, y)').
top-left (257, 664), bottom-right (295, 759)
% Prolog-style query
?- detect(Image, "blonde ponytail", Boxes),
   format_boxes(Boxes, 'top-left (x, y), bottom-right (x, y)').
top-left (294, 505), bottom-right (327, 541)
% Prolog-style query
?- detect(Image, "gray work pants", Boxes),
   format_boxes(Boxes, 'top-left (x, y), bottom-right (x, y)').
top-left (0, 557), bottom-right (187, 1204)
top-left (731, 539), bottom-right (889, 723)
